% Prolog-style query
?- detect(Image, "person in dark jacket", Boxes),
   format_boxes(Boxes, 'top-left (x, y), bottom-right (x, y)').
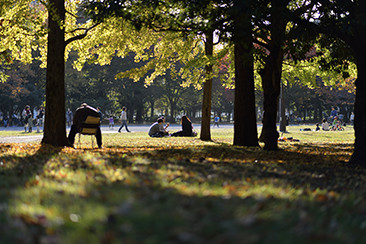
top-left (68, 103), bottom-right (102, 148)
top-left (171, 115), bottom-right (194, 137)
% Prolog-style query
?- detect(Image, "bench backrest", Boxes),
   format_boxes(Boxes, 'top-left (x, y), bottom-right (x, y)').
top-left (80, 116), bottom-right (100, 135)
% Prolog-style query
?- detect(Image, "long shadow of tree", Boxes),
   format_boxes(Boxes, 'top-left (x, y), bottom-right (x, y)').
top-left (1, 142), bottom-right (366, 243)
top-left (0, 143), bottom-right (62, 243)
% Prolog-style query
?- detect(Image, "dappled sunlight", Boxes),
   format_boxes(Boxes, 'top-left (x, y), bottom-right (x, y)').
top-left (1, 128), bottom-right (365, 243)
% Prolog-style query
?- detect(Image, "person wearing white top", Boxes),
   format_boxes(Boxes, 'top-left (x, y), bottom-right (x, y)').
top-left (322, 119), bottom-right (329, 131)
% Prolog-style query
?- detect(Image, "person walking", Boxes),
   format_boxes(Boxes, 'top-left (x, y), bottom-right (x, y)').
top-left (22, 105), bottom-right (33, 133)
top-left (97, 107), bottom-right (103, 123)
top-left (350, 112), bottom-right (355, 125)
top-left (118, 106), bottom-right (131, 132)
top-left (66, 108), bottom-right (73, 127)
top-left (109, 115), bottom-right (114, 130)
top-left (213, 115), bottom-right (220, 127)
top-left (36, 106), bottom-right (45, 133)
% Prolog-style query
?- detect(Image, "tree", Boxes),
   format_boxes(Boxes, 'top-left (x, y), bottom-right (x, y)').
top-left (292, 0), bottom-right (366, 164)
top-left (41, 0), bottom-right (68, 146)
top-left (84, 0), bottom-right (222, 141)
top-left (41, 0), bottom-right (100, 146)
top-left (231, 0), bottom-right (259, 147)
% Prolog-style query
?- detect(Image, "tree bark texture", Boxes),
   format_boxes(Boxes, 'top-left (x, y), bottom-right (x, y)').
top-left (350, 44), bottom-right (366, 165)
top-left (259, 46), bottom-right (284, 150)
top-left (233, 39), bottom-right (259, 147)
top-left (200, 32), bottom-right (213, 141)
top-left (231, 0), bottom-right (258, 147)
top-left (42, 0), bottom-right (69, 146)
top-left (258, 4), bottom-right (286, 150)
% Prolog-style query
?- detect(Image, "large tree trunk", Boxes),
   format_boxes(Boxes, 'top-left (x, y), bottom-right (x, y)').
top-left (200, 31), bottom-right (213, 141)
top-left (232, 1), bottom-right (259, 147)
top-left (350, 51), bottom-right (366, 165)
top-left (258, 3), bottom-right (286, 150)
top-left (259, 47), bottom-right (283, 150)
top-left (42, 0), bottom-right (69, 147)
top-left (233, 41), bottom-right (259, 146)
top-left (233, 41), bottom-right (258, 146)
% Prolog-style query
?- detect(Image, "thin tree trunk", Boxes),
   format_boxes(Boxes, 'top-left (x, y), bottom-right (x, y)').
top-left (200, 31), bottom-right (213, 141)
top-left (150, 100), bottom-right (154, 119)
top-left (279, 81), bottom-right (286, 132)
top-left (42, 0), bottom-right (68, 147)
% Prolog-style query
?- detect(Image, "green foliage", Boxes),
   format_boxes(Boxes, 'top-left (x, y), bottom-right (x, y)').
top-left (0, 0), bottom-right (47, 65)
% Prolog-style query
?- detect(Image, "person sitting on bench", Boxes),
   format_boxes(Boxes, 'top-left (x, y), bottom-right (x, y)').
top-left (68, 103), bottom-right (102, 148)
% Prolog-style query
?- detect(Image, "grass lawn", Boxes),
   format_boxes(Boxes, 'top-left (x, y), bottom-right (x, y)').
top-left (0, 125), bottom-right (365, 244)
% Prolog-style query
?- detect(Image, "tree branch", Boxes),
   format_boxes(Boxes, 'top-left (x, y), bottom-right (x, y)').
top-left (64, 23), bottom-right (101, 47)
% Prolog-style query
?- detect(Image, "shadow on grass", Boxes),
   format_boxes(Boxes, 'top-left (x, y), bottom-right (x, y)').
top-left (0, 144), bottom-right (62, 243)
top-left (1, 142), bottom-right (366, 243)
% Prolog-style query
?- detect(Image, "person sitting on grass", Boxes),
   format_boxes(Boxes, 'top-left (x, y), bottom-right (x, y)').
top-left (315, 123), bottom-right (320, 131)
top-left (322, 119), bottom-right (329, 131)
top-left (332, 116), bottom-right (341, 130)
top-left (171, 115), bottom-right (195, 137)
top-left (148, 118), bottom-right (169, 137)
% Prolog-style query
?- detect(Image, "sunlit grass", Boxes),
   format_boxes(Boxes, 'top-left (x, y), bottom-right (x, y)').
top-left (0, 125), bottom-right (364, 243)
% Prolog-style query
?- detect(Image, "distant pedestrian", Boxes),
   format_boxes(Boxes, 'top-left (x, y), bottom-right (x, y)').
top-left (36, 106), bottom-right (45, 133)
top-left (3, 113), bottom-right (9, 128)
top-left (118, 107), bottom-right (131, 132)
top-left (3, 112), bottom-right (9, 128)
top-left (350, 112), bottom-right (355, 125)
top-left (66, 108), bottom-right (73, 127)
top-left (97, 107), bottom-right (103, 122)
top-left (22, 105), bottom-right (33, 133)
top-left (330, 107), bottom-right (338, 119)
top-left (109, 116), bottom-right (114, 130)
top-left (213, 115), bottom-right (220, 127)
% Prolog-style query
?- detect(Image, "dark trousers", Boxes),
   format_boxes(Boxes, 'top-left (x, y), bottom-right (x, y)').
top-left (118, 120), bottom-right (130, 132)
top-left (68, 125), bottom-right (102, 147)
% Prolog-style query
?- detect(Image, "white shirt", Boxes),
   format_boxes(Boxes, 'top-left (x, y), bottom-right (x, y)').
top-left (121, 110), bottom-right (127, 120)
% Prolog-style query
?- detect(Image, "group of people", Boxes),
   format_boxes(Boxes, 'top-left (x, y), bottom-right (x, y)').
top-left (315, 107), bottom-right (353, 131)
top-left (66, 103), bottom-right (197, 149)
top-left (22, 105), bottom-right (44, 133)
top-left (148, 115), bottom-right (196, 137)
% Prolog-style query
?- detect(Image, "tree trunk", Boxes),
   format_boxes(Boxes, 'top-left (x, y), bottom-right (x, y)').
top-left (170, 100), bottom-right (176, 123)
top-left (136, 105), bottom-right (143, 123)
top-left (258, 54), bottom-right (281, 150)
top-left (258, 2), bottom-right (287, 150)
top-left (150, 100), bottom-right (154, 119)
top-left (350, 52), bottom-right (366, 165)
top-left (279, 81), bottom-right (286, 132)
top-left (200, 31), bottom-right (213, 141)
top-left (42, 0), bottom-right (69, 147)
top-left (233, 33), bottom-right (259, 146)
